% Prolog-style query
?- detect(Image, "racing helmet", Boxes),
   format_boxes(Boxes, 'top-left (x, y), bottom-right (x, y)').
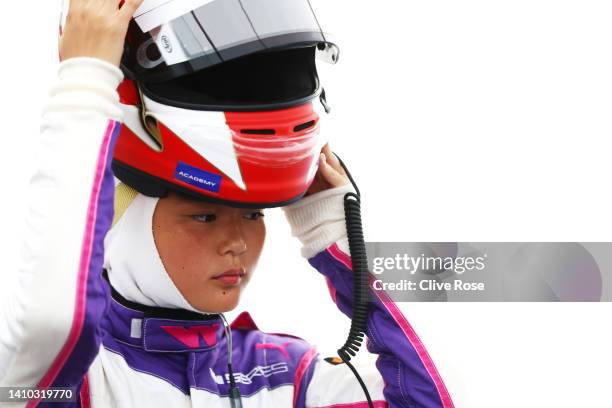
top-left (110, 0), bottom-right (340, 208)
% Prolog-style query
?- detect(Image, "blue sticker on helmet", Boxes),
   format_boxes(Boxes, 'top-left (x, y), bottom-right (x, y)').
top-left (174, 162), bottom-right (222, 193)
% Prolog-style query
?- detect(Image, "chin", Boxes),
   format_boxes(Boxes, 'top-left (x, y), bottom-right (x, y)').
top-left (194, 295), bottom-right (241, 314)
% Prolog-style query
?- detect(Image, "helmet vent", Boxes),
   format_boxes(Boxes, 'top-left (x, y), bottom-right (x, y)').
top-left (294, 120), bottom-right (316, 132)
top-left (241, 129), bottom-right (276, 135)
top-left (142, 114), bottom-right (163, 150)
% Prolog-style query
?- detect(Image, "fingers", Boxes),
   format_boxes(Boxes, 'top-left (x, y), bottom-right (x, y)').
top-left (304, 144), bottom-right (350, 196)
top-left (321, 144), bottom-right (335, 164)
top-left (60, 0), bottom-right (142, 65)
top-left (321, 144), bottom-right (347, 176)
top-left (318, 153), bottom-right (349, 188)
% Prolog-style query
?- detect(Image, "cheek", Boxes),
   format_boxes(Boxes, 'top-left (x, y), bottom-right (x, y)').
top-left (172, 227), bottom-right (219, 266)
top-left (153, 219), bottom-right (216, 279)
top-left (246, 222), bottom-right (266, 261)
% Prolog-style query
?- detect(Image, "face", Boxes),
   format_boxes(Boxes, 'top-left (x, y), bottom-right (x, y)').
top-left (152, 192), bottom-right (266, 313)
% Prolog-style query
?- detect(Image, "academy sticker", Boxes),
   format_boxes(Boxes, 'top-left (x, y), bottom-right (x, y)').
top-left (175, 162), bottom-right (222, 193)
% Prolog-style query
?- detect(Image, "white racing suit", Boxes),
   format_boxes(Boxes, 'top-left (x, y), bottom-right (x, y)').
top-left (0, 58), bottom-right (455, 408)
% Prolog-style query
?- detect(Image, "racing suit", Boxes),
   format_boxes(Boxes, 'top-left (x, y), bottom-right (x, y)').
top-left (0, 57), bottom-right (455, 408)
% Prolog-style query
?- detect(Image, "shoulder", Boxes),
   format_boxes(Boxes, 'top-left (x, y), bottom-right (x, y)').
top-left (230, 312), bottom-right (318, 371)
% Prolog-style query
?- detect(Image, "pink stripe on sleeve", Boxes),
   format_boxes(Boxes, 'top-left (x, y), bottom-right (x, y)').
top-left (325, 277), bottom-right (338, 303)
top-left (293, 347), bottom-right (319, 407)
top-left (79, 374), bottom-right (91, 408)
top-left (28, 121), bottom-right (117, 408)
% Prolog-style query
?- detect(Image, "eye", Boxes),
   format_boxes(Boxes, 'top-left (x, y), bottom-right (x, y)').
top-left (244, 211), bottom-right (265, 221)
top-left (192, 214), bottom-right (217, 223)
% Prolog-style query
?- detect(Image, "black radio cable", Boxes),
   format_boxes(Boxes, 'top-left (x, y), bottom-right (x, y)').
top-left (220, 314), bottom-right (243, 408)
top-left (335, 154), bottom-right (374, 408)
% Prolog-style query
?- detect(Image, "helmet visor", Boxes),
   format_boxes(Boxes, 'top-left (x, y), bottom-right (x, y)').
top-left (124, 0), bottom-right (339, 82)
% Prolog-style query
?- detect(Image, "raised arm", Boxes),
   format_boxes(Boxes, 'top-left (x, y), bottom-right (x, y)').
top-left (0, 0), bottom-right (141, 395)
top-left (284, 149), bottom-right (455, 408)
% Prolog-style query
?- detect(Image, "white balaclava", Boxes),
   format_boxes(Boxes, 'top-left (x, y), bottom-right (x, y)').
top-left (103, 184), bottom-right (202, 313)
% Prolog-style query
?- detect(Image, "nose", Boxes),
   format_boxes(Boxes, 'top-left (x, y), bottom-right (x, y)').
top-left (218, 220), bottom-right (247, 258)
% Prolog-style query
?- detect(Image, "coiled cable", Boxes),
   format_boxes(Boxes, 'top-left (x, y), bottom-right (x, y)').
top-left (336, 155), bottom-right (374, 408)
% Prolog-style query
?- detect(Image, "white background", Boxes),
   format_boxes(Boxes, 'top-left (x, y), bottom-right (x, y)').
top-left (1, 1), bottom-right (612, 407)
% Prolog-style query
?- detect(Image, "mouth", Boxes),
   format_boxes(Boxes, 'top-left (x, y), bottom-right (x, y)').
top-left (212, 268), bottom-right (246, 286)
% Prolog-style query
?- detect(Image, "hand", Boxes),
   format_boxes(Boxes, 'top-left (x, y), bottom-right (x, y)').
top-left (59, 0), bottom-right (144, 66)
top-left (305, 144), bottom-right (350, 196)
